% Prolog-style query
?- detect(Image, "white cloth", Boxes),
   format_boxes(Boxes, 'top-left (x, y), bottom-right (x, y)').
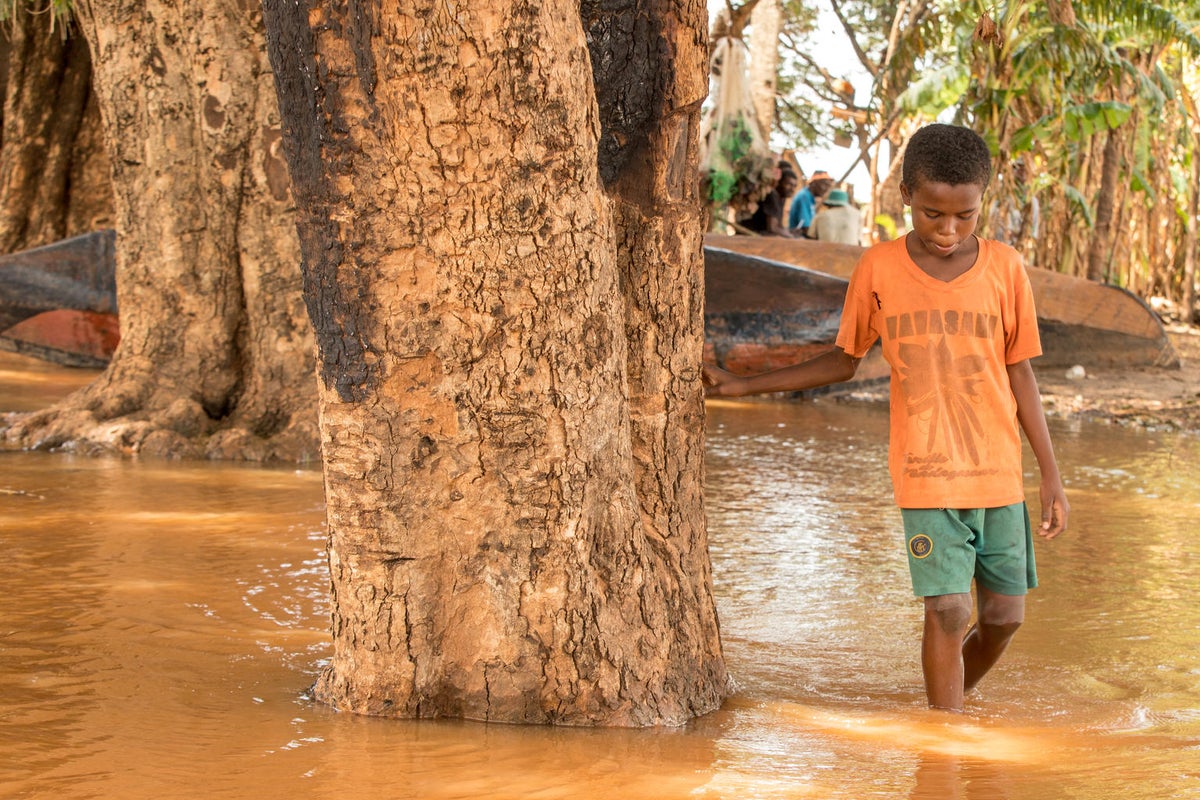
top-left (812, 204), bottom-right (862, 246)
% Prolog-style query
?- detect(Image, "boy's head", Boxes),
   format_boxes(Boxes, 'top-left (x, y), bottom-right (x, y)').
top-left (900, 124), bottom-right (992, 192)
top-left (900, 125), bottom-right (993, 262)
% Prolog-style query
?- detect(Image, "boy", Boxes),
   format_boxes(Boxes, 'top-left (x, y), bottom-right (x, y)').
top-left (702, 124), bottom-right (1069, 712)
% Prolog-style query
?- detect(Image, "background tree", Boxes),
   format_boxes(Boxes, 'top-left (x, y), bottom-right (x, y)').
top-left (778, 0), bottom-right (946, 237)
top-left (1183, 58), bottom-right (1199, 319)
top-left (748, 0), bottom-right (784, 139)
top-left (753, 0), bottom-right (1199, 306)
top-left (0, 3), bottom-right (112, 252)
top-left (263, 0), bottom-right (728, 725)
top-left (3, 0), bottom-right (318, 461)
top-left (955, 0), bottom-right (1200, 303)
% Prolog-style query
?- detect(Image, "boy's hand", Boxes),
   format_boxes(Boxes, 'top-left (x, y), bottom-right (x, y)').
top-left (701, 363), bottom-right (743, 397)
top-left (1038, 480), bottom-right (1069, 539)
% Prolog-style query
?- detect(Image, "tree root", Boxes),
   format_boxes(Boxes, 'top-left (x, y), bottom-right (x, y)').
top-left (3, 400), bottom-right (320, 463)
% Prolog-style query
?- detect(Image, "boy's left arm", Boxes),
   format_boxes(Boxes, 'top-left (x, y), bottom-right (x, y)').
top-left (1007, 359), bottom-right (1070, 538)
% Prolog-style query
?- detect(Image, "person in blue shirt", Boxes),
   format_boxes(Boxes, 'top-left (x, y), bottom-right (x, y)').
top-left (788, 170), bottom-right (833, 237)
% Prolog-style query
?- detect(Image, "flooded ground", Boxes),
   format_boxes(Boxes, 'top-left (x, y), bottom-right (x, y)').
top-left (2, 351), bottom-right (1199, 799)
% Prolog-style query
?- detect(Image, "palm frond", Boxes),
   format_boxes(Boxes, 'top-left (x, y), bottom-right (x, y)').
top-left (1076, 0), bottom-right (1200, 56)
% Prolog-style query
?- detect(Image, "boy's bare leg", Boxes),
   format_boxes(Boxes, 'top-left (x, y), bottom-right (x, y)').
top-left (921, 593), bottom-right (973, 711)
top-left (963, 586), bottom-right (1025, 693)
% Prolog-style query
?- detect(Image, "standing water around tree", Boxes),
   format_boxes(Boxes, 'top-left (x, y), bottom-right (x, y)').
top-left (2, 351), bottom-right (1199, 799)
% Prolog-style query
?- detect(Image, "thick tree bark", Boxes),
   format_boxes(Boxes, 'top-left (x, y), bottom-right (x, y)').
top-left (876, 136), bottom-right (906, 240)
top-left (65, 87), bottom-right (115, 238)
top-left (584, 0), bottom-right (727, 719)
top-left (3, 0), bottom-right (317, 461)
top-left (0, 8), bottom-right (108, 252)
top-left (264, 0), bottom-right (727, 725)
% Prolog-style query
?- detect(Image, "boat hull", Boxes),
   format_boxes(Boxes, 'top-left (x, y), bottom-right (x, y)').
top-left (703, 246), bottom-right (889, 392)
top-left (0, 230), bottom-right (119, 368)
top-left (705, 234), bottom-right (1179, 370)
top-left (1, 230), bottom-right (1178, 375)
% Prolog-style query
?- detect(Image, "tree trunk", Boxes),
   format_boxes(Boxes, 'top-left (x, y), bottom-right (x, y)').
top-left (583, 0), bottom-right (728, 719)
top-left (4, 1), bottom-right (317, 462)
top-left (1086, 126), bottom-right (1123, 282)
top-left (1186, 126), bottom-right (1199, 322)
top-left (0, 8), bottom-right (104, 252)
top-left (747, 0), bottom-right (782, 142)
top-left (264, 0), bottom-right (728, 726)
top-left (67, 87), bottom-right (117, 238)
top-left (876, 134), bottom-right (906, 240)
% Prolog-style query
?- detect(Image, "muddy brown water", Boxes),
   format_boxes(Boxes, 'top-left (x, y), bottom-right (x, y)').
top-left (2, 351), bottom-right (1198, 799)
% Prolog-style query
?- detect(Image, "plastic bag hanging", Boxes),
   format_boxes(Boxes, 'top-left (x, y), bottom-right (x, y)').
top-left (699, 36), bottom-right (777, 222)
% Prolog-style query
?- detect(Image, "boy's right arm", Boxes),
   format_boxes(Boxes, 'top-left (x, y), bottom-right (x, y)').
top-left (702, 347), bottom-right (861, 397)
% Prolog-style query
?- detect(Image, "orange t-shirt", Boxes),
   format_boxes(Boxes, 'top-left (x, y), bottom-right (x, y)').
top-left (835, 237), bottom-right (1042, 509)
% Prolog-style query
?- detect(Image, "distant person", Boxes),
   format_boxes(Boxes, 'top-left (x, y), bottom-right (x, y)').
top-left (742, 163), bottom-right (799, 237)
top-left (788, 170), bottom-right (833, 238)
top-left (810, 188), bottom-right (862, 245)
top-left (703, 123), bottom-right (1069, 713)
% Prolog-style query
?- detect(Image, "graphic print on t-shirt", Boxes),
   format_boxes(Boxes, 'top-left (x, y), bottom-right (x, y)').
top-left (898, 337), bottom-right (986, 466)
top-left (886, 306), bottom-right (1002, 480)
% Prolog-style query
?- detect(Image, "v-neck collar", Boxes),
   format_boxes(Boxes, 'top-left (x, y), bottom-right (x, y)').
top-left (901, 234), bottom-right (985, 289)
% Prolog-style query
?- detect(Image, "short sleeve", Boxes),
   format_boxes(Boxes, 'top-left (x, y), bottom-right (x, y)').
top-left (835, 258), bottom-right (880, 358)
top-left (1003, 253), bottom-right (1042, 364)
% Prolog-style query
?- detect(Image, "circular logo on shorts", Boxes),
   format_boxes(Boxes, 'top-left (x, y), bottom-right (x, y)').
top-left (909, 534), bottom-right (934, 559)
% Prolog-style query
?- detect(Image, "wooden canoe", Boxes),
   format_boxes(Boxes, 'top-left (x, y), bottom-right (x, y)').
top-left (0, 230), bottom-right (119, 368)
top-left (703, 245), bottom-right (890, 392)
top-left (0, 228), bottom-right (1176, 375)
top-left (705, 234), bottom-right (1180, 370)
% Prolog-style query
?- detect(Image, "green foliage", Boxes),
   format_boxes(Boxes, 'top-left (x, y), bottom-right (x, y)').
top-left (1084, 0), bottom-right (1200, 57)
top-left (895, 64), bottom-right (970, 117)
top-left (772, 0), bottom-right (834, 149)
top-left (1129, 165), bottom-right (1157, 203)
top-left (773, 0), bottom-right (950, 153)
top-left (1061, 101), bottom-right (1133, 141)
top-left (702, 112), bottom-right (777, 212)
top-left (765, 0), bottom-right (1197, 296)
top-left (1009, 124), bottom-right (1036, 155)
top-left (873, 213), bottom-right (898, 240)
top-left (0, 0), bottom-right (74, 33)
top-left (1063, 185), bottom-right (1095, 228)
top-left (943, 0), bottom-right (1200, 284)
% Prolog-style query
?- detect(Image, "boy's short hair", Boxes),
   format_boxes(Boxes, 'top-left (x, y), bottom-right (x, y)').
top-left (901, 124), bottom-right (992, 190)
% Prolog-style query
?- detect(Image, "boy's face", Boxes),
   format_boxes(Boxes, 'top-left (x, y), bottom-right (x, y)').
top-left (900, 178), bottom-right (985, 260)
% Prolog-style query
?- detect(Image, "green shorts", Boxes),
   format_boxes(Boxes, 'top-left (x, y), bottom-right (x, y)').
top-left (901, 503), bottom-right (1038, 597)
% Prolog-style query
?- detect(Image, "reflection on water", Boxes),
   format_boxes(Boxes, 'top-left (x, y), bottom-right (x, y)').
top-left (2, 351), bottom-right (1199, 799)
top-left (0, 351), bottom-right (99, 413)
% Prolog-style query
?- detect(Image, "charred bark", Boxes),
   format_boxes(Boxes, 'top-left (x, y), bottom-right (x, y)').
top-left (265, 0), bottom-right (727, 726)
top-left (582, 0), bottom-right (727, 718)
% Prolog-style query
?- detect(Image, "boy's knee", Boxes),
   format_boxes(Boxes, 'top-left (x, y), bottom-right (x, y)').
top-left (978, 617), bottom-right (1022, 643)
top-left (978, 594), bottom-right (1025, 629)
top-left (924, 593), bottom-right (972, 634)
